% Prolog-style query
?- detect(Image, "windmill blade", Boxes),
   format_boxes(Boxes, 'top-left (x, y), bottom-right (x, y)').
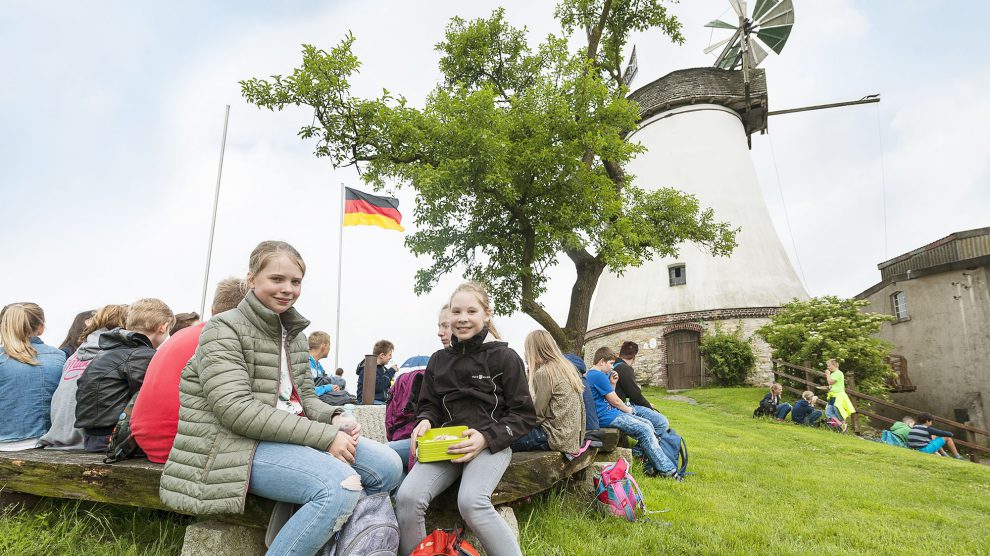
top-left (704, 36), bottom-right (734, 55)
top-left (756, 0), bottom-right (794, 29)
top-left (622, 45), bottom-right (639, 86)
top-left (704, 19), bottom-right (737, 30)
top-left (756, 25), bottom-right (792, 54)
top-left (745, 38), bottom-right (770, 68)
top-left (752, 0), bottom-right (781, 22)
top-left (728, 0), bottom-right (747, 18)
top-left (713, 27), bottom-right (744, 69)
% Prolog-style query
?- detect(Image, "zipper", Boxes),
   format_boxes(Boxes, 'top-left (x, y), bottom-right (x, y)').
top-left (243, 328), bottom-right (287, 511)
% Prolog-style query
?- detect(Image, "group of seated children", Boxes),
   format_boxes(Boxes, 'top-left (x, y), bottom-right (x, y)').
top-left (888, 413), bottom-right (965, 459)
top-left (2, 239), bottom-right (674, 556)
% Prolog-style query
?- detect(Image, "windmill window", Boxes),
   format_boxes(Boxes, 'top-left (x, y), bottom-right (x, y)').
top-left (891, 291), bottom-right (909, 321)
top-left (669, 264), bottom-right (686, 287)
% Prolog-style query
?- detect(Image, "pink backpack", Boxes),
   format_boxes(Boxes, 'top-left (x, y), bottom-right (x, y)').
top-left (594, 458), bottom-right (646, 521)
top-left (385, 369), bottom-right (426, 441)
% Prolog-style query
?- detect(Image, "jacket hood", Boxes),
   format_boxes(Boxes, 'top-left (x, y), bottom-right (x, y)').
top-left (76, 329), bottom-right (108, 361)
top-left (97, 327), bottom-right (154, 351)
top-left (449, 328), bottom-right (505, 354)
top-left (564, 353), bottom-right (587, 374)
top-left (239, 291), bottom-right (310, 340)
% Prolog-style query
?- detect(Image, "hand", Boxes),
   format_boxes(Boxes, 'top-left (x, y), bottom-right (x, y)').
top-left (410, 419), bottom-right (431, 456)
top-left (448, 428), bottom-right (488, 464)
top-left (332, 384), bottom-right (341, 391)
top-left (328, 430), bottom-right (357, 464)
top-left (609, 371), bottom-right (619, 386)
top-left (333, 414), bottom-right (362, 439)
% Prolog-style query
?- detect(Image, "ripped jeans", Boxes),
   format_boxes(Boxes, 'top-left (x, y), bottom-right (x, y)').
top-left (249, 437), bottom-right (403, 556)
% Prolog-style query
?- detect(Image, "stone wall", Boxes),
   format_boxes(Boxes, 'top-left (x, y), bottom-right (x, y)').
top-left (584, 315), bottom-right (776, 388)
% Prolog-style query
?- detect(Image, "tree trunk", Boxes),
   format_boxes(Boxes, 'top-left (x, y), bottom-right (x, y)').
top-left (562, 251), bottom-right (606, 354)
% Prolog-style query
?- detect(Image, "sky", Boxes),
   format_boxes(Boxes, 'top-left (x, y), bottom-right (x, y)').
top-left (2, 1), bottom-right (988, 388)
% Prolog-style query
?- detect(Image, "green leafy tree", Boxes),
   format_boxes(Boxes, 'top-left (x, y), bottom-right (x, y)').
top-left (756, 296), bottom-right (895, 394)
top-left (240, 1), bottom-right (737, 352)
top-left (700, 323), bottom-right (756, 386)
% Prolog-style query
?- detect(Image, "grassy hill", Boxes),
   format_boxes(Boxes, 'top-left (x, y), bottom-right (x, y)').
top-left (2, 387), bottom-right (988, 555)
top-left (517, 387), bottom-right (990, 555)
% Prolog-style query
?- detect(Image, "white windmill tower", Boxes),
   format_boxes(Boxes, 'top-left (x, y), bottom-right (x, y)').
top-left (585, 0), bottom-right (806, 389)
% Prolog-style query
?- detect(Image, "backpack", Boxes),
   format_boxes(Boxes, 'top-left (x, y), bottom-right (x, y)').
top-left (593, 457), bottom-right (646, 522)
top-left (385, 368), bottom-right (426, 441)
top-left (753, 399), bottom-right (777, 418)
top-left (320, 493), bottom-right (399, 556)
top-left (881, 430), bottom-right (907, 448)
top-left (659, 428), bottom-right (689, 476)
top-left (103, 391), bottom-right (144, 464)
top-left (409, 527), bottom-right (480, 556)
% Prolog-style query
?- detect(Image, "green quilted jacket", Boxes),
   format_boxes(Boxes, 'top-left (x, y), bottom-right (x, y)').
top-left (159, 292), bottom-right (341, 515)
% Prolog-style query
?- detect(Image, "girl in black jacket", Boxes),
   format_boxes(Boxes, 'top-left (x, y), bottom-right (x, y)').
top-left (396, 282), bottom-right (536, 556)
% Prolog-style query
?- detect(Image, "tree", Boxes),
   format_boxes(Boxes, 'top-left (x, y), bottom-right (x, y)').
top-left (756, 296), bottom-right (895, 394)
top-left (241, 1), bottom-right (737, 352)
top-left (700, 323), bottom-right (756, 387)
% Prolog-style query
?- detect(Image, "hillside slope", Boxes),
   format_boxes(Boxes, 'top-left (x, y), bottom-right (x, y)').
top-left (517, 387), bottom-right (990, 555)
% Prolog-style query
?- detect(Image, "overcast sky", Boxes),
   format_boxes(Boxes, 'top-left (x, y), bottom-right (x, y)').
top-left (2, 1), bottom-right (987, 387)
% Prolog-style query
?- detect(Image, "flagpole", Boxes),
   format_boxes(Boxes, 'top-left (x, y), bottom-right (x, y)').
top-left (200, 105), bottom-right (230, 317)
top-left (333, 182), bottom-right (345, 370)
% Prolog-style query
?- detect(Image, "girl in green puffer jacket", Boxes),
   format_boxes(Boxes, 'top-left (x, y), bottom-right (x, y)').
top-left (160, 241), bottom-right (402, 555)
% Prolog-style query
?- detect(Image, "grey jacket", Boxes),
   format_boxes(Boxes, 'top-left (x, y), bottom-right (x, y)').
top-left (37, 330), bottom-right (105, 449)
top-left (159, 292), bottom-right (342, 515)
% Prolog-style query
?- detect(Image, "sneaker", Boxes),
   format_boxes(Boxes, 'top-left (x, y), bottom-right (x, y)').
top-left (663, 472), bottom-right (685, 482)
top-left (954, 455), bottom-right (966, 460)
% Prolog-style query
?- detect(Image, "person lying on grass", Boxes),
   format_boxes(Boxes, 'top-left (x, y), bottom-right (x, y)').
top-left (907, 413), bottom-right (964, 459)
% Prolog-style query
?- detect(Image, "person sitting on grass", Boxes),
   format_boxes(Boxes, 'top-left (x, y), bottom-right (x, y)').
top-left (908, 413), bottom-right (964, 459)
top-left (791, 391), bottom-right (822, 426)
top-left (889, 416), bottom-right (915, 445)
top-left (586, 347), bottom-right (681, 480)
top-left (753, 383), bottom-right (791, 421)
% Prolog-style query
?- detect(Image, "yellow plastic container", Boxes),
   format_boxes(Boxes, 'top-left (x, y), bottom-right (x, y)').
top-left (416, 426), bottom-right (469, 462)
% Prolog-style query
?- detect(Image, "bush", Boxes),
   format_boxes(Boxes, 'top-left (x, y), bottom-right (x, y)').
top-left (700, 324), bottom-right (756, 386)
top-left (756, 296), bottom-right (894, 395)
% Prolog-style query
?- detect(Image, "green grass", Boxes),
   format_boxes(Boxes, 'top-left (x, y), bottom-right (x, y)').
top-left (517, 387), bottom-right (990, 556)
top-left (0, 498), bottom-right (187, 556)
top-left (3, 388), bottom-right (988, 555)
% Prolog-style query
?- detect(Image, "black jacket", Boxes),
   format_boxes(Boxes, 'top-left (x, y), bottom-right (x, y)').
top-left (417, 330), bottom-right (537, 453)
top-left (613, 358), bottom-right (653, 409)
top-left (355, 361), bottom-right (394, 403)
top-left (75, 328), bottom-right (155, 435)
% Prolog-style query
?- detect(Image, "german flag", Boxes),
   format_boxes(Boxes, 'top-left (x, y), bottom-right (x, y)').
top-left (343, 187), bottom-right (404, 232)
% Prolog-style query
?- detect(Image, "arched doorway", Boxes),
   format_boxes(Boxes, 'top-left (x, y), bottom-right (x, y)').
top-left (665, 329), bottom-right (702, 390)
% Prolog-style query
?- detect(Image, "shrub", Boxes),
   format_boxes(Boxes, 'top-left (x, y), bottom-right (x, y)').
top-left (701, 324), bottom-right (756, 386)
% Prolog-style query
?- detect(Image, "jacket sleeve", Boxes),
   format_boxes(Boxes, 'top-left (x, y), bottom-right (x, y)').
top-left (197, 320), bottom-right (340, 451)
top-left (616, 363), bottom-right (652, 409)
top-left (476, 349), bottom-right (537, 453)
top-left (124, 348), bottom-right (155, 396)
top-left (925, 426), bottom-right (954, 438)
top-left (416, 354), bottom-right (442, 426)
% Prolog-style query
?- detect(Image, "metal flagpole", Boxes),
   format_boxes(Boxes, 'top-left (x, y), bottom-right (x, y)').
top-left (200, 105), bottom-right (230, 317)
top-left (333, 182), bottom-right (345, 370)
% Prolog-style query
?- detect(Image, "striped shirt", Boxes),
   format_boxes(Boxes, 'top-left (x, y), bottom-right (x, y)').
top-left (907, 424), bottom-right (953, 449)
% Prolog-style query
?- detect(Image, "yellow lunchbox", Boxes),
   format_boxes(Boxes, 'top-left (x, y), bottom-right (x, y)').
top-left (416, 426), bottom-right (468, 462)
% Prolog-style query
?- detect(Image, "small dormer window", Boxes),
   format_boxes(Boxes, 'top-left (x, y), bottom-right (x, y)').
top-left (669, 264), bottom-right (686, 287)
top-left (891, 291), bottom-right (909, 321)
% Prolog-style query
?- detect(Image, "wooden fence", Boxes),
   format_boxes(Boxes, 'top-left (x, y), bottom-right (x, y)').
top-left (771, 359), bottom-right (989, 463)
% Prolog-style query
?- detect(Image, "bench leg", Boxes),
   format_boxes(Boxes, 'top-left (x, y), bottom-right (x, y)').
top-left (180, 521), bottom-right (267, 556)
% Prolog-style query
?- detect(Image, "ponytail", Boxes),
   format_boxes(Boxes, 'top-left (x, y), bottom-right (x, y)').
top-left (0, 303), bottom-right (45, 365)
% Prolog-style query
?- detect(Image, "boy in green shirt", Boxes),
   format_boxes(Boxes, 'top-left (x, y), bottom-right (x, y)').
top-left (824, 358), bottom-right (845, 422)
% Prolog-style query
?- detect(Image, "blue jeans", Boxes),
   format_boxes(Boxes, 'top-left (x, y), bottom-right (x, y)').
top-left (795, 409), bottom-right (823, 426)
top-left (249, 437), bottom-right (403, 556)
top-left (825, 399), bottom-right (842, 421)
top-left (388, 438), bottom-right (412, 473)
top-left (609, 413), bottom-right (676, 475)
top-left (775, 402), bottom-right (792, 420)
top-left (631, 405), bottom-right (669, 435)
top-left (511, 425), bottom-right (549, 452)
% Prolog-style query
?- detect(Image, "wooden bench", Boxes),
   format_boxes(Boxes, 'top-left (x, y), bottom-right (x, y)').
top-left (0, 416), bottom-right (619, 555)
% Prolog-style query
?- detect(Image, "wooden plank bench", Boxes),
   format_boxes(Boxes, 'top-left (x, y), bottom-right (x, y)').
top-left (0, 420), bottom-right (619, 555)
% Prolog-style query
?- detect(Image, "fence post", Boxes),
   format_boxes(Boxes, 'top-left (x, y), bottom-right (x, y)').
top-left (847, 372), bottom-right (860, 433)
top-left (965, 430), bottom-right (980, 463)
top-left (361, 354), bottom-right (378, 406)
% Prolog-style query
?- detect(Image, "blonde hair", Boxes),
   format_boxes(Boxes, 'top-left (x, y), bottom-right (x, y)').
top-left (248, 241), bottom-right (306, 277)
top-left (826, 358), bottom-right (839, 368)
top-left (524, 330), bottom-right (584, 395)
top-left (309, 331), bottom-right (331, 351)
top-left (802, 390), bottom-right (814, 401)
top-left (212, 277), bottom-right (248, 314)
top-left (450, 282), bottom-right (501, 339)
top-left (79, 304), bottom-right (129, 344)
top-left (0, 303), bottom-right (45, 365)
top-left (125, 299), bottom-right (175, 335)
